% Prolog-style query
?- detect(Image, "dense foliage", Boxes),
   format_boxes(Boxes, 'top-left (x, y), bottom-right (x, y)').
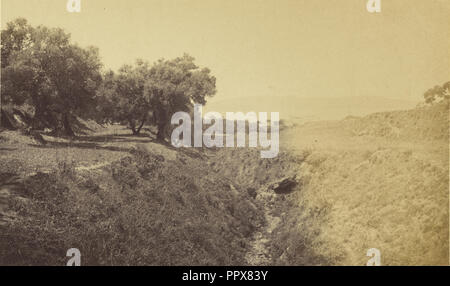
top-left (1, 19), bottom-right (216, 139)
top-left (96, 55), bottom-right (216, 137)
top-left (1, 18), bottom-right (102, 135)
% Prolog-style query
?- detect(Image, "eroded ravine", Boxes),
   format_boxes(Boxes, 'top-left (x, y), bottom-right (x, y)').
top-left (245, 176), bottom-right (298, 265)
top-left (245, 191), bottom-right (281, 265)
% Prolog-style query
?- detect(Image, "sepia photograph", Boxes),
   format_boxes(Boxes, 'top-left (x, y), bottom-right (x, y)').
top-left (0, 0), bottom-right (448, 271)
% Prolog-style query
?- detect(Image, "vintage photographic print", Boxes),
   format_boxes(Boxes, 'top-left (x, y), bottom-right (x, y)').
top-left (0, 0), bottom-right (448, 268)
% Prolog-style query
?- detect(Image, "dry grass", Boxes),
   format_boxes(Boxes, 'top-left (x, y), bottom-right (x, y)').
top-left (0, 147), bottom-right (264, 265)
top-left (275, 102), bottom-right (449, 265)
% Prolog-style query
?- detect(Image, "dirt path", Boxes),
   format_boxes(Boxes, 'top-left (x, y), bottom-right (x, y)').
top-left (75, 162), bottom-right (111, 172)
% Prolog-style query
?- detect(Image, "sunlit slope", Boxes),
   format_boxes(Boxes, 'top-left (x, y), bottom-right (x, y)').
top-left (278, 102), bottom-right (449, 265)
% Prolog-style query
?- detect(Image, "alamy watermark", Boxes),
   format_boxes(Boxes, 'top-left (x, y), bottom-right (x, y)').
top-left (67, 0), bottom-right (81, 13)
top-left (170, 104), bottom-right (279, 158)
top-left (66, 248), bottom-right (81, 266)
top-left (366, 248), bottom-right (381, 266)
top-left (366, 0), bottom-right (381, 13)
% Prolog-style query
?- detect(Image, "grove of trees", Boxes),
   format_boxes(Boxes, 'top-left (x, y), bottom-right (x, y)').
top-left (1, 18), bottom-right (216, 139)
top-left (97, 55), bottom-right (216, 139)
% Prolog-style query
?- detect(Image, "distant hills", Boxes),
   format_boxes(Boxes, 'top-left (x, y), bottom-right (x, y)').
top-left (204, 96), bottom-right (419, 123)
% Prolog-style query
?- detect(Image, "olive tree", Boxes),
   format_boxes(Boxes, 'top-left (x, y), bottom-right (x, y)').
top-left (1, 18), bottom-right (102, 135)
top-left (96, 60), bottom-right (151, 135)
top-left (145, 54), bottom-right (216, 141)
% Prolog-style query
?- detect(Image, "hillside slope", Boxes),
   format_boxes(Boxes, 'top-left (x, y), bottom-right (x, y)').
top-left (276, 102), bottom-right (449, 265)
top-left (0, 141), bottom-right (266, 265)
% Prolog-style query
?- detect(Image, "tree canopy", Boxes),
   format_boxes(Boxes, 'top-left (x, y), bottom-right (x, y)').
top-left (144, 54), bottom-right (216, 140)
top-left (96, 60), bottom-right (151, 135)
top-left (96, 54), bottom-right (216, 138)
top-left (1, 18), bottom-right (102, 135)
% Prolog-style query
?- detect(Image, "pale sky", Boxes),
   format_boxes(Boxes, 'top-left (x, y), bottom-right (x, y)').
top-left (1, 0), bottom-right (449, 105)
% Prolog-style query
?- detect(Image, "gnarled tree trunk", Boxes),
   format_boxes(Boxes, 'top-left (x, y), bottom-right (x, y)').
top-left (63, 113), bottom-right (75, 137)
